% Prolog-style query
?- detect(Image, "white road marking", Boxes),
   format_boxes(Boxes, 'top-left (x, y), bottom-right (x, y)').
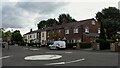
top-left (0, 56), bottom-right (11, 59)
top-left (65, 52), bottom-right (72, 53)
top-left (25, 55), bottom-right (62, 60)
top-left (24, 48), bottom-right (29, 49)
top-left (29, 49), bottom-right (39, 51)
top-left (45, 52), bottom-right (72, 54)
top-left (45, 58), bottom-right (85, 65)
top-left (65, 58), bottom-right (85, 64)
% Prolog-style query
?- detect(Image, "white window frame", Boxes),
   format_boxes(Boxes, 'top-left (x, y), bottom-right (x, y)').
top-left (92, 20), bottom-right (95, 25)
top-left (85, 27), bottom-right (89, 33)
top-left (98, 28), bottom-right (100, 34)
top-left (42, 33), bottom-right (44, 37)
top-left (74, 28), bottom-right (78, 33)
top-left (58, 30), bottom-right (61, 33)
top-left (65, 29), bottom-right (69, 34)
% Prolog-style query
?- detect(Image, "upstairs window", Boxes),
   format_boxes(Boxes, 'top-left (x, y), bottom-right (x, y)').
top-left (74, 28), bottom-right (78, 33)
top-left (85, 27), bottom-right (89, 33)
top-left (65, 29), bottom-right (69, 34)
top-left (98, 28), bottom-right (100, 34)
top-left (58, 30), bottom-right (61, 33)
top-left (42, 33), bottom-right (44, 37)
top-left (92, 20), bottom-right (95, 25)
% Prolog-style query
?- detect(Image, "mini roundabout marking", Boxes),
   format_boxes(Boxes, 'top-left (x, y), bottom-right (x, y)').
top-left (24, 55), bottom-right (62, 61)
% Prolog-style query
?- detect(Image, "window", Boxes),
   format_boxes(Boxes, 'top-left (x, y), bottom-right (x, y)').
top-left (85, 27), bottom-right (89, 33)
top-left (30, 35), bottom-right (32, 38)
top-left (74, 28), bottom-right (78, 33)
top-left (58, 30), bottom-right (61, 33)
top-left (73, 39), bottom-right (76, 43)
top-left (98, 28), bottom-right (100, 34)
top-left (42, 33), bottom-right (44, 37)
top-left (47, 32), bottom-right (50, 38)
top-left (42, 40), bottom-right (44, 44)
top-left (77, 39), bottom-right (81, 43)
top-left (92, 20), bottom-right (95, 25)
top-left (34, 34), bottom-right (35, 38)
top-left (65, 29), bottom-right (69, 34)
top-left (53, 31), bottom-right (54, 34)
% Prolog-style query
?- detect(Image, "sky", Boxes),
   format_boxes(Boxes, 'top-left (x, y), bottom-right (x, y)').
top-left (1, 0), bottom-right (120, 35)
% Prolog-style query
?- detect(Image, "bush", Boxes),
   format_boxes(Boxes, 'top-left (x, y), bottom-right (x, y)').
top-left (47, 43), bottom-right (53, 47)
top-left (79, 43), bottom-right (91, 48)
top-left (66, 43), bottom-right (77, 48)
top-left (28, 43), bottom-right (40, 47)
top-left (106, 39), bottom-right (115, 43)
top-left (96, 39), bottom-right (111, 50)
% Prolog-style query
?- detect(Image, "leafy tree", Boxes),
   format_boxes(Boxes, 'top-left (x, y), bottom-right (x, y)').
top-left (58, 14), bottom-right (77, 24)
top-left (46, 18), bottom-right (59, 26)
top-left (96, 7), bottom-right (120, 39)
top-left (96, 12), bottom-right (106, 40)
top-left (4, 31), bottom-right (12, 37)
top-left (37, 18), bottom-right (59, 29)
top-left (37, 20), bottom-right (46, 29)
top-left (11, 30), bottom-right (23, 45)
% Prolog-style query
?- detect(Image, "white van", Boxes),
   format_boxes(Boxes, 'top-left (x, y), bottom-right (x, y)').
top-left (49, 41), bottom-right (66, 49)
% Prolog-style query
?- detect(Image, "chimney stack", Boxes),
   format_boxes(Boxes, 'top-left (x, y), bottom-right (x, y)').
top-left (30, 29), bottom-right (32, 32)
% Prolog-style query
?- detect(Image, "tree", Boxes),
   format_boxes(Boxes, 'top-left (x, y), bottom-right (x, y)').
top-left (11, 30), bottom-right (23, 45)
top-left (46, 18), bottom-right (59, 26)
top-left (37, 18), bottom-right (59, 29)
top-left (96, 12), bottom-right (106, 40)
top-left (37, 20), bottom-right (47, 29)
top-left (96, 7), bottom-right (120, 39)
top-left (58, 14), bottom-right (77, 24)
top-left (4, 31), bottom-right (12, 37)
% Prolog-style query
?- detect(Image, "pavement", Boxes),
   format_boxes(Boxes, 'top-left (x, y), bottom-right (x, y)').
top-left (1, 45), bottom-right (119, 66)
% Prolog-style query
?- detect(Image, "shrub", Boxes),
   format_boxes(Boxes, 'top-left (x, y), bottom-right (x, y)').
top-left (47, 43), bottom-right (53, 47)
top-left (106, 39), bottom-right (115, 43)
top-left (66, 43), bottom-right (77, 48)
top-left (79, 43), bottom-right (91, 48)
top-left (96, 39), bottom-right (111, 50)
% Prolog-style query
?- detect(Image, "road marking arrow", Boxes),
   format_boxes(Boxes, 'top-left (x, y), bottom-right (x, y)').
top-left (45, 58), bottom-right (85, 65)
top-left (0, 56), bottom-right (11, 59)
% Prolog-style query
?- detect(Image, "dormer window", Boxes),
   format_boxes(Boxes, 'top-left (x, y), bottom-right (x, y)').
top-left (92, 20), bottom-right (95, 25)
top-left (85, 27), bottom-right (89, 33)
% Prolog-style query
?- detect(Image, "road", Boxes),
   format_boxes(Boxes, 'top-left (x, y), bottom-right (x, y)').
top-left (1, 45), bottom-right (119, 66)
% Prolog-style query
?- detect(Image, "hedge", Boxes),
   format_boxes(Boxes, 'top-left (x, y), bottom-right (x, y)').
top-left (47, 43), bottom-right (53, 47)
top-left (96, 39), bottom-right (112, 50)
top-left (79, 43), bottom-right (91, 48)
top-left (27, 43), bottom-right (41, 47)
top-left (47, 42), bottom-right (92, 49)
top-left (66, 43), bottom-right (77, 48)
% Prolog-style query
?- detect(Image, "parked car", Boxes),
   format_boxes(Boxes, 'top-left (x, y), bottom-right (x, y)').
top-left (48, 41), bottom-right (66, 50)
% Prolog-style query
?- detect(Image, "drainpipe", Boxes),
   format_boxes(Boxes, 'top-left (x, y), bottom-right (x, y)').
top-left (81, 25), bottom-right (84, 42)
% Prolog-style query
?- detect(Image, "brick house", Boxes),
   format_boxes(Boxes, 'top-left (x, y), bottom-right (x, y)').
top-left (46, 18), bottom-right (100, 43)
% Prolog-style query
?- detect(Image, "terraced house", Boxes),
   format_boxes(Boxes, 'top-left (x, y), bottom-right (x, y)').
top-left (24, 18), bottom-right (100, 46)
top-left (46, 18), bottom-right (100, 43)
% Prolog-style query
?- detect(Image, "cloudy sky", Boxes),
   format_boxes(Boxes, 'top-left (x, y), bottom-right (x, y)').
top-left (1, 0), bottom-right (120, 35)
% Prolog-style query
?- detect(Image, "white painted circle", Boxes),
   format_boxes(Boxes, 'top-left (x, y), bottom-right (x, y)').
top-left (24, 55), bottom-right (62, 60)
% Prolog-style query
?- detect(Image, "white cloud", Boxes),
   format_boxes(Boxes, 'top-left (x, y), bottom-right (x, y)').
top-left (1, 1), bottom-right (119, 35)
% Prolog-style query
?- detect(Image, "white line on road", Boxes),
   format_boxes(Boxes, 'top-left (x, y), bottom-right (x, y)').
top-left (45, 58), bottom-right (85, 65)
top-left (0, 56), bottom-right (11, 59)
top-left (45, 52), bottom-right (72, 54)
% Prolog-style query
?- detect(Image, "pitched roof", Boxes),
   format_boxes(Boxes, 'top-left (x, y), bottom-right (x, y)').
top-left (24, 29), bottom-right (41, 35)
top-left (24, 18), bottom-right (96, 35)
